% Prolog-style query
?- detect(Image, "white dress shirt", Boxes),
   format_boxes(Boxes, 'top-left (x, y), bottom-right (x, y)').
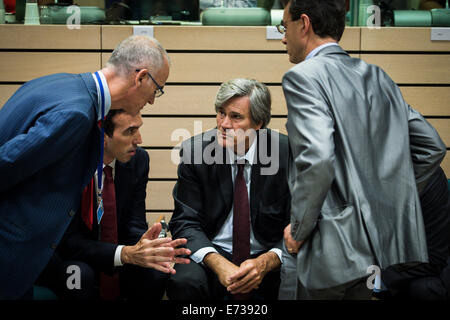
top-left (191, 139), bottom-right (283, 264)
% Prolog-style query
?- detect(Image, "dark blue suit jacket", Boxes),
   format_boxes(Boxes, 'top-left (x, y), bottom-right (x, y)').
top-left (58, 148), bottom-right (150, 275)
top-left (0, 73), bottom-right (100, 299)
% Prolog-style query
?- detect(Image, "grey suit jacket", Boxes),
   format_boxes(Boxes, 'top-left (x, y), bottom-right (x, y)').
top-left (282, 45), bottom-right (446, 290)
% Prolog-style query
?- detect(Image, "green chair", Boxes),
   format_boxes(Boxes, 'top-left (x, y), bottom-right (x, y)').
top-left (33, 286), bottom-right (58, 300)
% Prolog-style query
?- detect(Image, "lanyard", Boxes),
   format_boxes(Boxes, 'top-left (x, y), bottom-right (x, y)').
top-left (94, 71), bottom-right (105, 224)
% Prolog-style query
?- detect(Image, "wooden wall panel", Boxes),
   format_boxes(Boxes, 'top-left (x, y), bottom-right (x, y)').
top-left (147, 181), bottom-right (176, 210)
top-left (0, 25), bottom-right (101, 49)
top-left (102, 26), bottom-right (360, 51)
top-left (0, 52), bottom-right (101, 82)
top-left (361, 27), bottom-right (450, 52)
top-left (148, 149), bottom-right (179, 179)
top-left (360, 54), bottom-right (450, 84)
top-left (400, 87), bottom-right (450, 116)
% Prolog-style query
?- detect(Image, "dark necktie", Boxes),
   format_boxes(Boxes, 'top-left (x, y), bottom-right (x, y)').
top-left (232, 163), bottom-right (251, 300)
top-left (99, 165), bottom-right (120, 300)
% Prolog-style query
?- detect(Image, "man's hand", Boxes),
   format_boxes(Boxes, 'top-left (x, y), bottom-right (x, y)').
top-left (121, 223), bottom-right (191, 274)
top-left (284, 223), bottom-right (303, 254)
top-left (203, 252), bottom-right (239, 288)
top-left (226, 251), bottom-right (280, 294)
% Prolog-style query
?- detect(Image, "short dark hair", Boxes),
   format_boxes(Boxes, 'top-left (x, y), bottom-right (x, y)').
top-left (104, 109), bottom-right (126, 137)
top-left (288, 0), bottom-right (346, 41)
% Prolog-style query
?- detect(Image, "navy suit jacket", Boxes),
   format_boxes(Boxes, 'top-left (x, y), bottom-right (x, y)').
top-left (58, 147), bottom-right (150, 275)
top-left (0, 73), bottom-right (100, 299)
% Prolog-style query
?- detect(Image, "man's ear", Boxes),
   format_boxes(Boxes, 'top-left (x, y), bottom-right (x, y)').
top-left (300, 13), bottom-right (313, 34)
top-left (135, 69), bottom-right (147, 86)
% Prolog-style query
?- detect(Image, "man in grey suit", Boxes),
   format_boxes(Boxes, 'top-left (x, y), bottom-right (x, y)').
top-left (278, 0), bottom-right (447, 299)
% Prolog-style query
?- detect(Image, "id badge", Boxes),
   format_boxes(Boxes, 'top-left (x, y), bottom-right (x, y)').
top-left (97, 198), bottom-right (104, 224)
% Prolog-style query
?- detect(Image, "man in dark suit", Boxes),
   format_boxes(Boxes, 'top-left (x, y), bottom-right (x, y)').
top-left (167, 78), bottom-right (291, 300)
top-left (380, 166), bottom-right (450, 300)
top-left (37, 109), bottom-right (190, 300)
top-left (0, 35), bottom-right (175, 299)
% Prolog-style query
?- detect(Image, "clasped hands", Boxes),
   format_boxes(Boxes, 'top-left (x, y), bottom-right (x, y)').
top-left (121, 222), bottom-right (191, 274)
top-left (205, 251), bottom-right (278, 295)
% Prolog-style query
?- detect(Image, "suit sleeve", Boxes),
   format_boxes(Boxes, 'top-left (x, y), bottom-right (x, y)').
top-left (0, 109), bottom-right (92, 193)
top-left (58, 210), bottom-right (118, 275)
top-left (282, 70), bottom-right (336, 242)
top-left (123, 149), bottom-right (150, 245)
top-left (169, 144), bottom-right (215, 254)
top-left (407, 105), bottom-right (446, 194)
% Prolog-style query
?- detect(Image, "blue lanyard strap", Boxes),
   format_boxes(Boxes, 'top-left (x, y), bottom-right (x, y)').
top-left (94, 71), bottom-right (105, 193)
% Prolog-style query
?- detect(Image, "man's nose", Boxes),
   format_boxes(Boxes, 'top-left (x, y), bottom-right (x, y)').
top-left (134, 131), bottom-right (143, 145)
top-left (221, 116), bottom-right (232, 128)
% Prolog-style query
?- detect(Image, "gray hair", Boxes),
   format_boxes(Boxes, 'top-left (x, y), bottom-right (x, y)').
top-left (107, 35), bottom-right (170, 77)
top-left (214, 78), bottom-right (271, 128)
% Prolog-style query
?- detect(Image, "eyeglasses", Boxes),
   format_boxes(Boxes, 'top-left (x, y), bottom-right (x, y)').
top-left (276, 21), bottom-right (286, 34)
top-left (276, 17), bottom-right (307, 35)
top-left (135, 69), bottom-right (164, 98)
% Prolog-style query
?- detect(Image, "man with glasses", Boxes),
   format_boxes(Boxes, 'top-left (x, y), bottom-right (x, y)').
top-left (0, 35), bottom-right (182, 299)
top-left (277, 0), bottom-right (446, 299)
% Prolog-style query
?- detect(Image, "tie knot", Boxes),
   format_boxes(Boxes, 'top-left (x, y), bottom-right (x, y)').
top-left (103, 165), bottom-right (113, 178)
top-left (236, 163), bottom-right (246, 173)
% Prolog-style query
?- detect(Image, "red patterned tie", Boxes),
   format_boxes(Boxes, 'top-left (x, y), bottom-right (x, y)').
top-left (99, 165), bottom-right (120, 300)
top-left (232, 163), bottom-right (251, 300)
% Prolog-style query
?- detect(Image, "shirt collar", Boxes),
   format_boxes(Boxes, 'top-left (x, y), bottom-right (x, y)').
top-left (104, 159), bottom-right (116, 170)
top-left (305, 42), bottom-right (339, 61)
top-left (227, 137), bottom-right (257, 166)
top-left (91, 71), bottom-right (112, 121)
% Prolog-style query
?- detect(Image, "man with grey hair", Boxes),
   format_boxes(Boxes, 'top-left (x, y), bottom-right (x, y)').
top-left (0, 35), bottom-right (187, 300)
top-left (167, 78), bottom-right (291, 300)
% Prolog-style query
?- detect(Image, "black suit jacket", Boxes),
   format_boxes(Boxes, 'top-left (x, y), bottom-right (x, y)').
top-left (169, 129), bottom-right (291, 256)
top-left (58, 147), bottom-right (149, 275)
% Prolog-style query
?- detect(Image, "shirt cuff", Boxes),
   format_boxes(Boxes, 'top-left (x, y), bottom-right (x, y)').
top-left (114, 245), bottom-right (125, 267)
top-left (191, 247), bottom-right (218, 264)
top-left (269, 248), bottom-right (283, 264)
